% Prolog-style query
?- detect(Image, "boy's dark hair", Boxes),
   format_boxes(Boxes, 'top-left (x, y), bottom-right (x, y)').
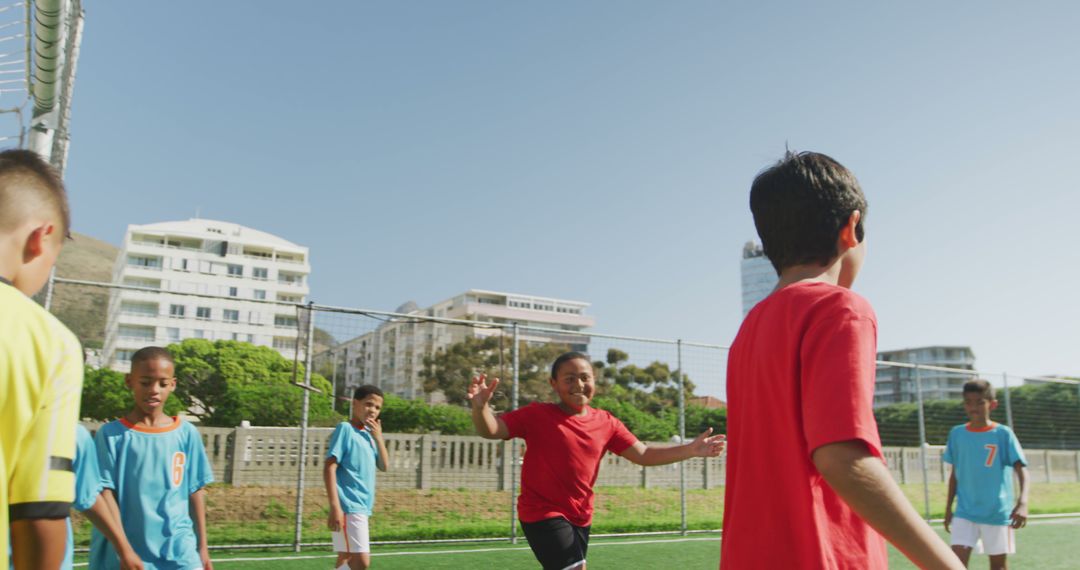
top-left (750, 151), bottom-right (867, 274)
top-left (963, 379), bottom-right (995, 400)
top-left (550, 351), bottom-right (591, 379)
top-left (0, 149), bottom-right (70, 235)
top-left (130, 346), bottom-right (175, 369)
top-left (354, 384), bottom-right (384, 400)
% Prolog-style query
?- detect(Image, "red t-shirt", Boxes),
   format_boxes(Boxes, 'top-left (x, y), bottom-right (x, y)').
top-left (720, 282), bottom-right (888, 570)
top-left (501, 403), bottom-right (638, 527)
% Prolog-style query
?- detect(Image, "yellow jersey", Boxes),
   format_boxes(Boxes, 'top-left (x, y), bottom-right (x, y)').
top-left (0, 277), bottom-right (83, 567)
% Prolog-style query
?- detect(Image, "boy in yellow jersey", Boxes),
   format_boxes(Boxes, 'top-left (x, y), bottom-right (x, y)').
top-left (0, 149), bottom-right (83, 569)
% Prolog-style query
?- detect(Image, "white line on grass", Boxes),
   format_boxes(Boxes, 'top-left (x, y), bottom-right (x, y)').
top-left (74, 523), bottom-right (1079, 567)
top-left (73, 536), bottom-right (722, 566)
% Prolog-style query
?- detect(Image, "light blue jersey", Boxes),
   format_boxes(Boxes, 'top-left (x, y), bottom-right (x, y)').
top-left (62, 425), bottom-right (105, 569)
top-left (943, 422), bottom-right (1027, 525)
top-left (326, 421), bottom-right (379, 515)
top-left (90, 418), bottom-right (212, 570)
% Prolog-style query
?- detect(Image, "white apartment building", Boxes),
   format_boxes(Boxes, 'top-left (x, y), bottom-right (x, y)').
top-left (102, 219), bottom-right (310, 371)
top-left (874, 346), bottom-right (977, 408)
top-left (318, 290), bottom-right (595, 401)
top-left (741, 241), bottom-right (777, 317)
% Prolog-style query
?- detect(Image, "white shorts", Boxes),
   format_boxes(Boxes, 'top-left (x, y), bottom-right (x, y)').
top-left (331, 513), bottom-right (371, 554)
top-left (951, 517), bottom-right (1015, 555)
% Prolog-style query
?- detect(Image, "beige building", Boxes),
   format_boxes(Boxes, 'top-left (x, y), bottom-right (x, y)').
top-left (318, 290), bottom-right (595, 401)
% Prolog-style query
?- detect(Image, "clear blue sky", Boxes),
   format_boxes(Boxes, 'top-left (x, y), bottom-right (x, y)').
top-left (63, 2), bottom-right (1079, 397)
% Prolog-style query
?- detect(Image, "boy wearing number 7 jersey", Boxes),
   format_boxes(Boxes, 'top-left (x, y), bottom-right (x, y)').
top-left (90, 347), bottom-right (214, 570)
top-left (943, 379), bottom-right (1029, 569)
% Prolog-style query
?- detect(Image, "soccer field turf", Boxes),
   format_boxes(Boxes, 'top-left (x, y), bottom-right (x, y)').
top-left (76, 516), bottom-right (1077, 569)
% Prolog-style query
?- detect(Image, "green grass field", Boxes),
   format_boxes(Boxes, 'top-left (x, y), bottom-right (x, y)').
top-left (71, 516), bottom-right (1080, 569)
top-left (70, 482), bottom-right (1080, 547)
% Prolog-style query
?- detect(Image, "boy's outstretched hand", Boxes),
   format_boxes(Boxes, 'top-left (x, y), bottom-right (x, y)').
top-left (689, 427), bottom-right (726, 457)
top-left (467, 374), bottom-right (500, 409)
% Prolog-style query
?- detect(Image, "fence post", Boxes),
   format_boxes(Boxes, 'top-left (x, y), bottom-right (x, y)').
top-left (1002, 372), bottom-right (1014, 427)
top-left (229, 427), bottom-right (246, 486)
top-left (510, 324), bottom-right (520, 544)
top-left (499, 438), bottom-right (511, 491)
top-left (677, 340), bottom-right (687, 535)
top-left (1044, 450), bottom-right (1052, 483)
top-left (702, 455), bottom-right (711, 490)
top-left (418, 434), bottom-right (431, 490)
top-left (293, 303), bottom-right (315, 553)
top-left (914, 365), bottom-right (931, 520)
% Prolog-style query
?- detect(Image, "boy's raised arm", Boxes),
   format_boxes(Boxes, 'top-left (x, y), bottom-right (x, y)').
top-left (365, 418), bottom-right (390, 472)
top-left (619, 428), bottom-right (726, 466)
top-left (467, 375), bottom-right (509, 440)
top-left (813, 440), bottom-right (963, 570)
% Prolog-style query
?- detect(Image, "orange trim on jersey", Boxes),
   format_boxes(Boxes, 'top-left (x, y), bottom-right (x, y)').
top-left (120, 416), bottom-right (182, 433)
top-left (965, 422), bottom-right (996, 433)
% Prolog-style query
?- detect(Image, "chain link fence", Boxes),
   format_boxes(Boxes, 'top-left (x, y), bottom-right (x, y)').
top-left (49, 278), bottom-right (1080, 553)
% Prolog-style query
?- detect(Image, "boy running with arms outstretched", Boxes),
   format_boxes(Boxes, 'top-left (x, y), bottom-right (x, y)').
top-left (469, 351), bottom-right (725, 570)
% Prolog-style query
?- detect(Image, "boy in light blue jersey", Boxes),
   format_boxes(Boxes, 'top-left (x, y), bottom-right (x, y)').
top-left (323, 385), bottom-right (389, 570)
top-left (64, 425), bottom-right (142, 570)
top-left (90, 347), bottom-right (213, 570)
top-left (943, 379), bottom-right (1029, 569)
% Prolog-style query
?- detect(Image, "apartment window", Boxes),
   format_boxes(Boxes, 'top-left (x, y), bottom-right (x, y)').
top-left (179, 258), bottom-right (190, 271)
top-left (227, 264), bottom-right (243, 277)
top-left (229, 287), bottom-right (238, 297)
top-left (231, 332), bottom-right (240, 340)
top-left (274, 315), bottom-right (297, 328)
top-left (253, 289), bottom-right (266, 300)
top-left (116, 349), bottom-right (136, 363)
top-left (166, 327), bottom-right (180, 342)
top-left (253, 267), bottom-right (268, 280)
top-left (117, 325), bottom-right (155, 341)
top-left (196, 307), bottom-right (211, 320)
top-left (194, 329), bottom-right (205, 339)
top-left (170, 304), bottom-right (185, 318)
top-left (127, 255), bottom-right (161, 269)
top-left (223, 309), bottom-right (240, 323)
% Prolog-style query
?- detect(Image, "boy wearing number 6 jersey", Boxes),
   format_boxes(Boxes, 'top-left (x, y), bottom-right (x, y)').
top-left (91, 347), bottom-right (214, 570)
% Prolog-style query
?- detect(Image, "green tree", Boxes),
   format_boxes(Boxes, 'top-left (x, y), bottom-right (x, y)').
top-left (420, 336), bottom-right (568, 407)
top-left (80, 365), bottom-right (184, 421)
top-left (378, 395), bottom-right (473, 435)
top-left (169, 339), bottom-right (338, 427)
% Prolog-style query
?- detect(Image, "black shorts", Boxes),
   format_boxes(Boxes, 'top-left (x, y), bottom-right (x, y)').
top-left (521, 517), bottom-right (591, 570)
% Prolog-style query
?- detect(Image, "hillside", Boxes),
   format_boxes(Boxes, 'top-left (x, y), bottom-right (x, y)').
top-left (50, 232), bottom-right (118, 348)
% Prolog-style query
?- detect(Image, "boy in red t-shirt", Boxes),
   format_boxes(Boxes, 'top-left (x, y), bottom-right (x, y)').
top-left (469, 351), bottom-right (725, 570)
top-left (721, 151), bottom-right (961, 569)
